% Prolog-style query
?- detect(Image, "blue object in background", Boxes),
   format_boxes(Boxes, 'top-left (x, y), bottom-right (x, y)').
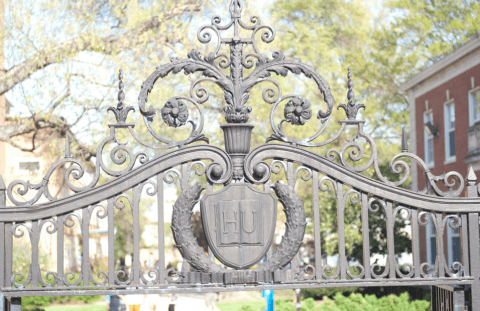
top-left (262, 290), bottom-right (274, 311)
top-left (106, 295), bottom-right (122, 311)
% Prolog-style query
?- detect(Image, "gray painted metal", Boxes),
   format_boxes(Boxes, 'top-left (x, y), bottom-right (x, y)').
top-left (0, 0), bottom-right (478, 310)
top-left (200, 183), bottom-right (277, 269)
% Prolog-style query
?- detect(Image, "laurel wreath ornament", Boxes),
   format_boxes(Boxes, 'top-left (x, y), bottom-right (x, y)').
top-left (171, 182), bottom-right (307, 278)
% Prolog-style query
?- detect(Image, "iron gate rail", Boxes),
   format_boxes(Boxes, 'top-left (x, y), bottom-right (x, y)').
top-left (1, 1), bottom-right (480, 310)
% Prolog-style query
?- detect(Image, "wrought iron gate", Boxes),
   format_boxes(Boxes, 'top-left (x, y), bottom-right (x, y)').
top-left (1, 1), bottom-right (480, 310)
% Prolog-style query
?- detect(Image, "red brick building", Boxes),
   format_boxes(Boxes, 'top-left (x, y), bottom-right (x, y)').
top-left (401, 37), bottom-right (480, 270)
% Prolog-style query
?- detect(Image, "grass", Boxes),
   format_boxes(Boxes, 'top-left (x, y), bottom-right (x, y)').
top-left (217, 301), bottom-right (266, 311)
top-left (45, 305), bottom-right (106, 311)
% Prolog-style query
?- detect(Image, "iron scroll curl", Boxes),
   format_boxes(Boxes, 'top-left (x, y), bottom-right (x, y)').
top-left (0, 145), bottom-right (233, 221)
top-left (243, 144), bottom-right (475, 212)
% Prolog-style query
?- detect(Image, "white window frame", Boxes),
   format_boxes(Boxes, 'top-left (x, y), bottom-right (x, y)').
top-left (424, 111), bottom-right (434, 168)
top-left (426, 216), bottom-right (436, 267)
top-left (444, 100), bottom-right (456, 164)
top-left (469, 86), bottom-right (480, 126)
top-left (14, 157), bottom-right (44, 175)
top-left (447, 218), bottom-right (461, 270)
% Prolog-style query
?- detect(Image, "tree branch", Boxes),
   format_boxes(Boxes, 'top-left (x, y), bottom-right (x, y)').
top-left (0, 1), bottom-right (202, 96)
top-left (0, 115), bottom-right (96, 161)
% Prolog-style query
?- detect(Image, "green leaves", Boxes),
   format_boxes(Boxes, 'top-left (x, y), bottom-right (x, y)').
top-left (319, 292), bottom-right (430, 311)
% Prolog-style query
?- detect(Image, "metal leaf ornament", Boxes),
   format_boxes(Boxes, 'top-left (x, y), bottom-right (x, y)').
top-left (161, 99), bottom-right (189, 128)
top-left (284, 97), bottom-right (312, 125)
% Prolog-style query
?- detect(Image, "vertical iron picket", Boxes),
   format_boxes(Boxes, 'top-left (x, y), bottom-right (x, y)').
top-left (107, 198), bottom-right (115, 286)
top-left (57, 216), bottom-right (64, 288)
top-left (0, 221), bottom-right (4, 289)
top-left (461, 214), bottom-right (470, 277)
top-left (335, 182), bottom-right (346, 280)
top-left (31, 221), bottom-right (40, 288)
top-left (436, 213), bottom-right (445, 278)
top-left (468, 213), bottom-right (480, 308)
top-left (361, 193), bottom-right (371, 280)
top-left (312, 171), bottom-right (322, 281)
top-left (5, 223), bottom-right (12, 289)
top-left (386, 202), bottom-right (396, 279)
top-left (157, 173), bottom-right (166, 284)
top-left (133, 184), bottom-right (141, 286)
top-left (81, 209), bottom-right (90, 288)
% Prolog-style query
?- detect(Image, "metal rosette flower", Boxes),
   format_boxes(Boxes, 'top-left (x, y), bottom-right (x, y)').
top-left (161, 99), bottom-right (189, 128)
top-left (284, 97), bottom-right (312, 126)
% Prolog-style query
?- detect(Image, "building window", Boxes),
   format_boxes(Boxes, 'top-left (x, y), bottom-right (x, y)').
top-left (424, 111), bottom-right (434, 167)
top-left (469, 89), bottom-right (480, 126)
top-left (447, 218), bottom-right (461, 270)
top-left (15, 158), bottom-right (43, 175)
top-left (444, 103), bottom-right (456, 161)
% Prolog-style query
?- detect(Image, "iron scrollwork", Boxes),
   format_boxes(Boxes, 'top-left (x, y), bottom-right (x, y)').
top-left (1, 0), bottom-right (478, 301)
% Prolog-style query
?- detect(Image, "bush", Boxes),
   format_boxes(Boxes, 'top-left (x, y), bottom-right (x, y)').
top-left (22, 296), bottom-right (52, 308)
top-left (318, 292), bottom-right (430, 311)
top-left (53, 295), bottom-right (102, 304)
top-left (302, 285), bottom-right (430, 302)
top-left (360, 286), bottom-right (430, 302)
top-left (21, 294), bottom-right (102, 309)
top-left (275, 299), bottom-right (296, 311)
top-left (302, 287), bottom-right (359, 300)
top-left (301, 298), bottom-right (316, 311)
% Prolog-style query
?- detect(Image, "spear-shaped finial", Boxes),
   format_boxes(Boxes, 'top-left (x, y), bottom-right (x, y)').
top-left (401, 128), bottom-right (409, 153)
top-left (0, 175), bottom-right (6, 207)
top-left (65, 133), bottom-right (72, 159)
top-left (338, 66), bottom-right (365, 120)
top-left (467, 166), bottom-right (477, 186)
top-left (347, 67), bottom-right (355, 106)
top-left (108, 69), bottom-right (134, 123)
top-left (118, 69), bottom-right (125, 110)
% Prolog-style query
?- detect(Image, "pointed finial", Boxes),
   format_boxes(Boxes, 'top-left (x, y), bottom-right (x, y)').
top-left (0, 175), bottom-right (6, 206)
top-left (401, 128), bottom-right (408, 152)
top-left (118, 69), bottom-right (125, 110)
top-left (65, 133), bottom-right (72, 158)
top-left (108, 69), bottom-right (134, 124)
top-left (230, 0), bottom-right (242, 17)
top-left (467, 166), bottom-right (477, 186)
top-left (337, 66), bottom-right (365, 120)
top-left (347, 67), bottom-right (355, 106)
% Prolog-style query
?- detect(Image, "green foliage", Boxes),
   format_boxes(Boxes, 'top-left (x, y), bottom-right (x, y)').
top-left (302, 287), bottom-right (359, 300)
top-left (52, 295), bottom-right (102, 304)
top-left (21, 295), bottom-right (102, 309)
top-left (275, 299), bottom-right (296, 311)
top-left (301, 298), bottom-right (316, 311)
top-left (22, 296), bottom-right (52, 308)
top-left (303, 285), bottom-right (430, 303)
top-left (217, 301), bottom-right (265, 311)
top-left (318, 292), bottom-right (430, 311)
top-left (239, 305), bottom-right (256, 311)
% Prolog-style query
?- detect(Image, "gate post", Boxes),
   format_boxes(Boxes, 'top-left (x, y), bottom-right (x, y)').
top-left (466, 168), bottom-right (480, 311)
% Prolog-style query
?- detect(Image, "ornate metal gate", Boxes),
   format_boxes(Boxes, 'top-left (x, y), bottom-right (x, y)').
top-left (1, 1), bottom-right (480, 310)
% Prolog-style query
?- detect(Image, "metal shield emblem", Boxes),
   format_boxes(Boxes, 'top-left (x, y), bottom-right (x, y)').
top-left (201, 184), bottom-right (277, 269)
